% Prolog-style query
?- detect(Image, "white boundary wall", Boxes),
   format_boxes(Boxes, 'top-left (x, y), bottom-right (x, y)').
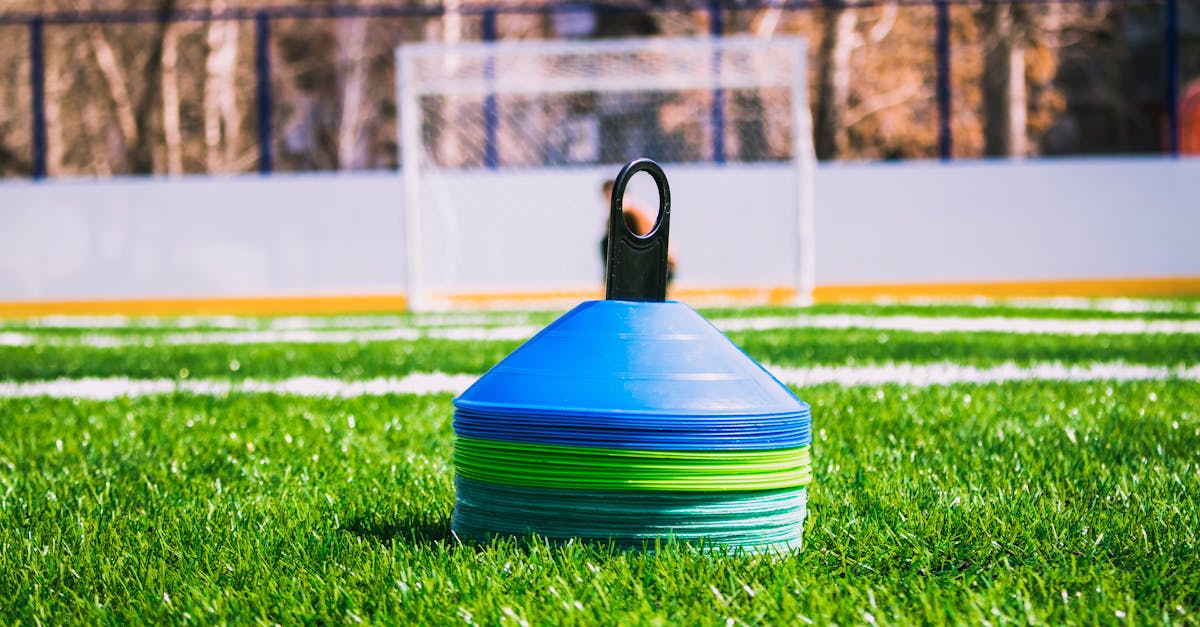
top-left (816, 158), bottom-right (1200, 284)
top-left (0, 157), bottom-right (1197, 304)
top-left (0, 173), bottom-right (406, 299)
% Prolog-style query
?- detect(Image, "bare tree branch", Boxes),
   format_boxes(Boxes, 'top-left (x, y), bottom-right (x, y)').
top-left (204, 0), bottom-right (240, 172)
top-left (89, 27), bottom-right (139, 147)
top-left (337, 17), bottom-right (368, 170)
top-left (867, 1), bottom-right (897, 43)
top-left (814, 4), bottom-right (859, 159)
top-left (162, 21), bottom-right (183, 175)
top-left (844, 82), bottom-right (923, 128)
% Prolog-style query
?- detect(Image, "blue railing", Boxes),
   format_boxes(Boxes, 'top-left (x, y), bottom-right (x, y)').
top-left (0, 0), bottom-right (1187, 179)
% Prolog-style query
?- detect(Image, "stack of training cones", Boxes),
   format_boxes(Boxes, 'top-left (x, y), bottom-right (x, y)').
top-left (450, 159), bottom-right (813, 552)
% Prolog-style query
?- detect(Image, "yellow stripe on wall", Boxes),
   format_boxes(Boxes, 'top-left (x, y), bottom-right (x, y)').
top-left (429, 285), bottom-right (799, 309)
top-left (1, 277), bottom-right (1196, 317)
top-left (428, 289), bottom-right (602, 310)
top-left (812, 276), bottom-right (1200, 302)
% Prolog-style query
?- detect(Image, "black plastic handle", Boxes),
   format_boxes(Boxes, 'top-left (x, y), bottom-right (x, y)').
top-left (604, 158), bottom-right (672, 302)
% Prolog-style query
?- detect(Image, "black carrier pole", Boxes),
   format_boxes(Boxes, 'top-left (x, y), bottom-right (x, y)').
top-left (605, 158), bottom-right (672, 302)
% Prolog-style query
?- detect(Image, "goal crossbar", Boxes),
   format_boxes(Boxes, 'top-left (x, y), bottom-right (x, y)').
top-left (400, 36), bottom-right (805, 96)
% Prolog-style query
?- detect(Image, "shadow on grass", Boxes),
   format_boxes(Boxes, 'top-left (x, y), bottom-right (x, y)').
top-left (341, 515), bottom-right (455, 547)
top-left (340, 514), bottom-right (722, 559)
top-left (339, 515), bottom-right (633, 558)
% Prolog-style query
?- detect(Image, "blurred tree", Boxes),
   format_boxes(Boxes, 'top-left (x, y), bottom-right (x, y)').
top-left (0, 0), bottom-right (1192, 177)
top-left (814, 0), bottom-right (858, 160)
top-left (204, 0), bottom-right (241, 172)
top-left (162, 20), bottom-right (184, 174)
top-left (979, 1), bottom-right (1031, 157)
top-left (132, 1), bottom-right (177, 172)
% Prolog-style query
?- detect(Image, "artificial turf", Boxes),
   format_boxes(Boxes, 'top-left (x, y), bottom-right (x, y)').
top-left (2, 303), bottom-right (1198, 623)
top-left (0, 328), bottom-right (1196, 382)
top-left (2, 381), bottom-right (1197, 623)
top-left (4, 299), bottom-right (1199, 336)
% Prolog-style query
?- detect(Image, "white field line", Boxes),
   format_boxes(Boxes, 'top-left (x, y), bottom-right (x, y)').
top-left (711, 314), bottom-right (1200, 335)
top-left (0, 325), bottom-right (544, 348)
top-left (2, 314), bottom-right (1199, 348)
top-left (767, 362), bottom-right (1200, 387)
top-left (2, 362), bottom-right (1197, 400)
top-left (0, 373), bottom-right (476, 400)
top-left (1, 312), bottom-right (537, 331)
top-left (897, 296), bottom-right (1200, 314)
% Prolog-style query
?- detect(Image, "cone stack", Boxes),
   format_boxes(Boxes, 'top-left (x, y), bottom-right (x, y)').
top-left (450, 159), bottom-right (813, 552)
top-left (451, 301), bottom-right (813, 552)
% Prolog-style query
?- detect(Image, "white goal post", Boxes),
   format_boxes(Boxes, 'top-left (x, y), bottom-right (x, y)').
top-left (397, 36), bottom-right (815, 310)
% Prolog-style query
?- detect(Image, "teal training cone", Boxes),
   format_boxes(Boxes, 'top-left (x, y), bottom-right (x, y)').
top-left (454, 476), bottom-right (807, 553)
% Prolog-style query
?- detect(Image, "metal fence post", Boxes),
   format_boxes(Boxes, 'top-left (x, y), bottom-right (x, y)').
top-left (935, 0), bottom-right (952, 161)
top-left (1165, 0), bottom-right (1180, 157)
top-left (482, 8), bottom-right (498, 169)
top-left (29, 17), bottom-right (47, 179)
top-left (255, 12), bottom-right (273, 174)
top-left (708, 1), bottom-right (725, 164)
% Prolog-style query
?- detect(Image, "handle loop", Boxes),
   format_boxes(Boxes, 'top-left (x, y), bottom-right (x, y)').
top-left (605, 158), bottom-right (672, 302)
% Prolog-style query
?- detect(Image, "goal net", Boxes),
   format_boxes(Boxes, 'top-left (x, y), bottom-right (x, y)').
top-left (396, 36), bottom-right (814, 310)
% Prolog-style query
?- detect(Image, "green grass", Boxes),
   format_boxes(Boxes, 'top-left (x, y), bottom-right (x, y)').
top-left (0, 339), bottom-right (513, 382)
top-left (0, 327), bottom-right (1195, 382)
top-left (2, 302), bottom-right (1199, 623)
top-left (2, 382), bottom-right (1197, 623)
top-left (4, 298), bottom-right (1199, 335)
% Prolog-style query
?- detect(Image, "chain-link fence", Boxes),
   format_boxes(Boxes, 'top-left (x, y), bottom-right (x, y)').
top-left (0, 0), bottom-right (1196, 179)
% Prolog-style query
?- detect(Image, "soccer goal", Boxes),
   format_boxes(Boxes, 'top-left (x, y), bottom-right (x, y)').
top-left (396, 36), bottom-right (814, 310)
